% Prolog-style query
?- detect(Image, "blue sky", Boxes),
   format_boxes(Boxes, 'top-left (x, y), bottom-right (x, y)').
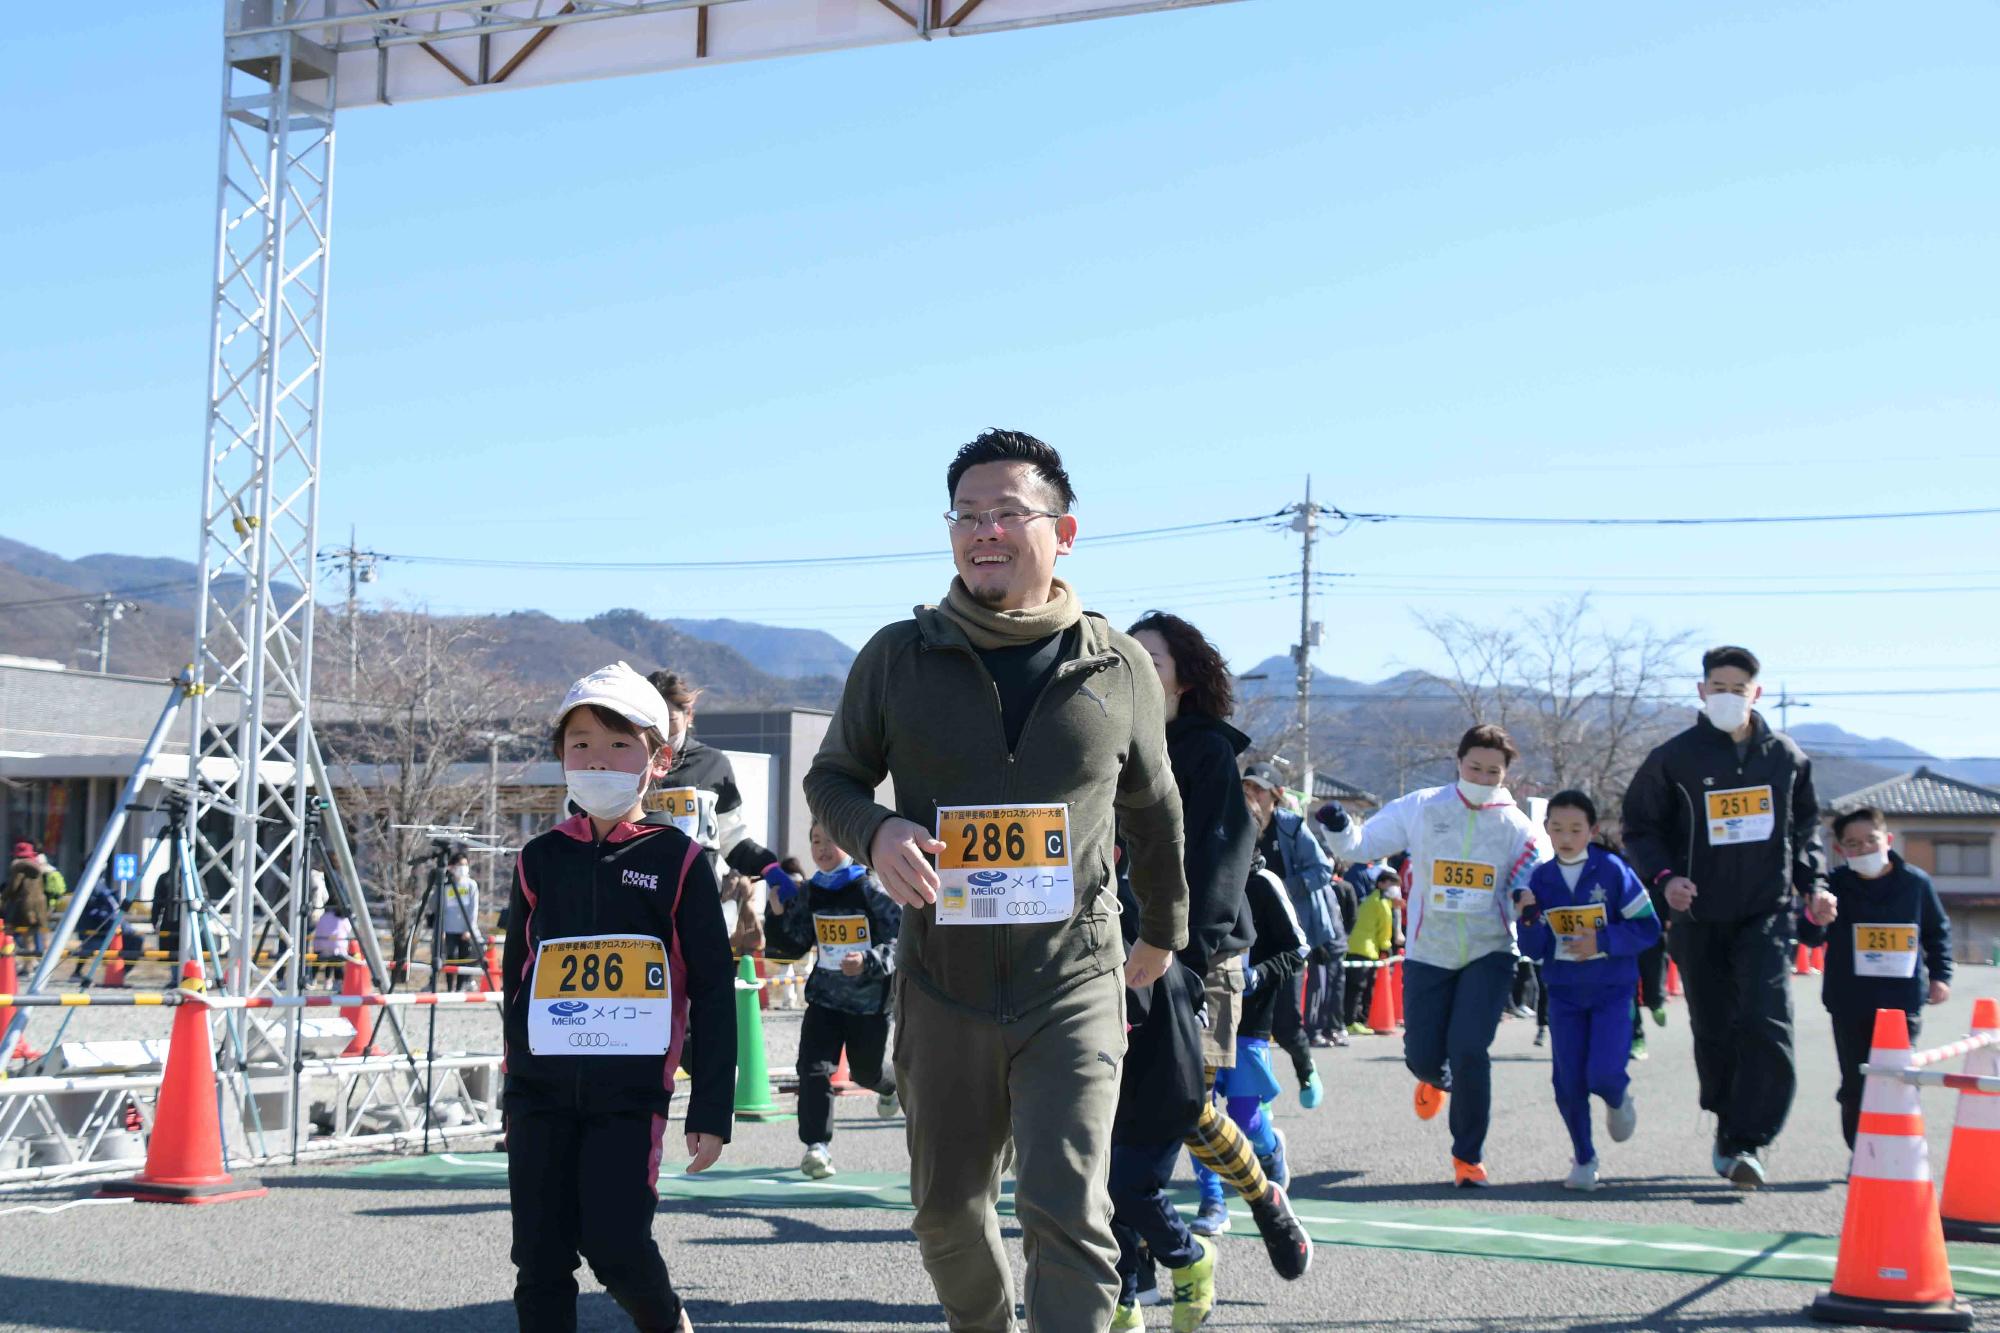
top-left (3, 1), bottom-right (1997, 760)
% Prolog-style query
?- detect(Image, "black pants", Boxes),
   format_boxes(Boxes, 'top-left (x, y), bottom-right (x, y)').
top-left (444, 931), bottom-right (474, 991)
top-left (506, 1100), bottom-right (681, 1333)
top-left (1636, 937), bottom-right (1667, 1010)
top-left (1268, 975), bottom-right (1314, 1084)
top-left (1667, 912), bottom-right (1796, 1154)
top-left (797, 1003), bottom-right (893, 1146)
top-left (1829, 1004), bottom-right (1922, 1149)
top-left (1344, 964), bottom-right (1376, 1029)
top-left (1303, 961), bottom-right (1342, 1035)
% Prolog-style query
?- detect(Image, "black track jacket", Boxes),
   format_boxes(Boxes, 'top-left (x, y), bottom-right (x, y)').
top-left (502, 815), bottom-right (737, 1139)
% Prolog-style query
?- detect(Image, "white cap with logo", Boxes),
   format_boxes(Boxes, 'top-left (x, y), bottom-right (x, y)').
top-left (554, 661), bottom-right (670, 733)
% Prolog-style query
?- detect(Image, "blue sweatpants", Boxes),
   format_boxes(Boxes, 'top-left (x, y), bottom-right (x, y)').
top-left (1111, 1141), bottom-right (1202, 1303)
top-left (1402, 951), bottom-right (1516, 1165)
top-left (1547, 981), bottom-right (1634, 1166)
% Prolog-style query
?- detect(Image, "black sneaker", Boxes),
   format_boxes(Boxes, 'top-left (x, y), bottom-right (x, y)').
top-left (1249, 1182), bottom-right (1313, 1280)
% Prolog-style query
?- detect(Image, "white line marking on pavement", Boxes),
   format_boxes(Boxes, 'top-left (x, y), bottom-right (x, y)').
top-left (789, 1180), bottom-right (890, 1192)
top-left (439, 1153), bottom-right (506, 1170)
top-left (0, 1197), bottom-right (134, 1218)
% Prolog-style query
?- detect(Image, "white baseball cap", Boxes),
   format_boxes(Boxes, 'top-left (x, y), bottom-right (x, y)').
top-left (554, 662), bottom-right (671, 733)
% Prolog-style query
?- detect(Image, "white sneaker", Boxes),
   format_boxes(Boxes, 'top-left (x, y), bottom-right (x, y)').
top-left (800, 1143), bottom-right (835, 1179)
top-left (1606, 1092), bottom-right (1638, 1143)
top-left (876, 1089), bottom-right (900, 1119)
top-left (1564, 1158), bottom-right (1600, 1191)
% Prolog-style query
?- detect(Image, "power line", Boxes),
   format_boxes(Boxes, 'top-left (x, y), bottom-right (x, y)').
top-left (0, 580), bottom-right (196, 613)
top-left (345, 510), bottom-right (1286, 574)
top-left (1319, 503), bottom-right (2000, 528)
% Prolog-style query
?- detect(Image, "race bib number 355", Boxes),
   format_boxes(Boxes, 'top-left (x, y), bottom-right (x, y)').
top-left (1706, 785), bottom-right (1775, 846)
top-left (528, 934), bottom-right (670, 1056)
top-left (1545, 904), bottom-right (1608, 959)
top-left (1428, 858), bottom-right (1497, 914)
top-left (935, 804), bottom-right (1074, 926)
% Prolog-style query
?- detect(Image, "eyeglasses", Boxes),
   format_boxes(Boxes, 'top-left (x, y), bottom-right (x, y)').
top-left (943, 506), bottom-right (1062, 532)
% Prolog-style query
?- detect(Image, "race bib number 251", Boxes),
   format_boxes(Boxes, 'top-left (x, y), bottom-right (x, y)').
top-left (935, 804), bottom-right (1074, 926)
top-left (527, 934), bottom-right (670, 1056)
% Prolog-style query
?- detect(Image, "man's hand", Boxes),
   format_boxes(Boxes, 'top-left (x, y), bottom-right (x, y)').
top-left (684, 1133), bottom-right (724, 1174)
top-left (1929, 979), bottom-right (1951, 1005)
top-left (1804, 890), bottom-right (1838, 928)
top-left (870, 818), bottom-right (945, 908)
top-left (1124, 941), bottom-right (1172, 990)
top-left (840, 953), bottom-right (865, 977)
top-left (1514, 887), bottom-right (1537, 912)
top-left (1664, 876), bottom-right (1698, 913)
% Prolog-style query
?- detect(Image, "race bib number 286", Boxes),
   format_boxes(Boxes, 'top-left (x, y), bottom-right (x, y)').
top-left (935, 804), bottom-right (1074, 926)
top-left (527, 934), bottom-right (670, 1056)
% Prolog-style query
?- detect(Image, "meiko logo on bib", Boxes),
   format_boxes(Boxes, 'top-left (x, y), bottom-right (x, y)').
top-left (621, 868), bottom-right (659, 892)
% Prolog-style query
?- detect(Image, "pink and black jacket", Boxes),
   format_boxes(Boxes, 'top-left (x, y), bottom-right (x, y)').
top-left (500, 814), bottom-right (737, 1140)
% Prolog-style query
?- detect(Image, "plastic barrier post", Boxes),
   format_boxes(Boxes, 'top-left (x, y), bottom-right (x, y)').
top-left (732, 954), bottom-right (789, 1121)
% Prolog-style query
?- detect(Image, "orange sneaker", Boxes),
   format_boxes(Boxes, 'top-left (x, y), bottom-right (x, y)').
top-left (1453, 1157), bottom-right (1490, 1189)
top-left (1413, 1081), bottom-right (1447, 1121)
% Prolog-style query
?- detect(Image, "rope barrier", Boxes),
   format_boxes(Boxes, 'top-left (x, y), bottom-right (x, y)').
top-left (0, 991), bottom-right (502, 1011)
top-left (1861, 1064), bottom-right (2000, 1094)
top-left (1907, 1029), bottom-right (2000, 1070)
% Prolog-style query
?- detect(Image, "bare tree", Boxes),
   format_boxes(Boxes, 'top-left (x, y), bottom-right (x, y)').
top-left (1413, 596), bottom-right (1692, 806)
top-left (317, 605), bottom-right (541, 961)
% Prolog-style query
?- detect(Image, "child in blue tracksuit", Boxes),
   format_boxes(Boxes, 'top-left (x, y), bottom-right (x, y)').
top-left (1515, 790), bottom-right (1661, 1191)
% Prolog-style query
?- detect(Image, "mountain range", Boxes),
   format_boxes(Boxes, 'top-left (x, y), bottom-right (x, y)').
top-left (4, 538), bottom-right (1990, 798)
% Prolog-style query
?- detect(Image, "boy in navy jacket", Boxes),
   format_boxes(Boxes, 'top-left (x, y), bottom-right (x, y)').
top-left (765, 821), bottom-right (902, 1178)
top-left (1797, 805), bottom-right (1952, 1148)
top-left (1516, 791), bottom-right (1661, 1191)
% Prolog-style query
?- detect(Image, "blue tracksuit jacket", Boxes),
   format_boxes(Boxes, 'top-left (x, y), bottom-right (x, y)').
top-left (1515, 846), bottom-right (1661, 985)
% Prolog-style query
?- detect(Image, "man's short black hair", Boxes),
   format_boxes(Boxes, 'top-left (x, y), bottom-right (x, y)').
top-left (1702, 645), bottom-right (1761, 679)
top-left (1546, 789), bottom-right (1598, 826)
top-left (946, 429), bottom-right (1076, 513)
top-left (1832, 805), bottom-right (1887, 841)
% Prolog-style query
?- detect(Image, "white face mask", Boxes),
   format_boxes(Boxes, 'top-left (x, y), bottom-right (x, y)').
top-left (1847, 849), bottom-right (1891, 877)
top-left (1458, 778), bottom-right (1499, 806)
top-left (1704, 691), bottom-right (1753, 731)
top-left (565, 768), bottom-right (645, 821)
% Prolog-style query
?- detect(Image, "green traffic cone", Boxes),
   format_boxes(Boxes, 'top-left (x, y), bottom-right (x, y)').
top-left (732, 954), bottom-right (790, 1122)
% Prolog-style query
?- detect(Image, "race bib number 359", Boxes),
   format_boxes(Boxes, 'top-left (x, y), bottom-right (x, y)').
top-left (528, 934), bottom-right (670, 1056)
top-left (935, 804), bottom-right (1074, 926)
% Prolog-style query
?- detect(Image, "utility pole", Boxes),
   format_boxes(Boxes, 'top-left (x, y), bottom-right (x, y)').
top-left (320, 526), bottom-right (378, 696)
top-left (1774, 682), bottom-right (1809, 732)
top-left (82, 594), bottom-right (140, 674)
top-left (1289, 478), bottom-right (1322, 798)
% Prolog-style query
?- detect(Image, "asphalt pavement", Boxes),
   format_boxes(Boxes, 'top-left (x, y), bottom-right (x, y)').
top-left (2, 967), bottom-right (1997, 1331)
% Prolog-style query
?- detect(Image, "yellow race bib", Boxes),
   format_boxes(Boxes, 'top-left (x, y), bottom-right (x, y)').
top-left (935, 804), bottom-right (1074, 925)
top-left (528, 935), bottom-right (670, 1055)
top-left (1428, 858), bottom-right (1497, 914)
top-left (1706, 785), bottom-right (1774, 846)
top-left (813, 913), bottom-right (871, 970)
top-left (1853, 923), bottom-right (1918, 979)
top-left (1545, 904), bottom-right (1608, 959)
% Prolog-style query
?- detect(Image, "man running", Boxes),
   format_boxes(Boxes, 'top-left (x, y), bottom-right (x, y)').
top-left (1622, 645), bottom-right (1837, 1188)
top-left (805, 429), bottom-right (1191, 1333)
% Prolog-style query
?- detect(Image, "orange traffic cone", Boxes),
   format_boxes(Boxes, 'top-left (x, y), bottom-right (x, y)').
top-left (1389, 956), bottom-right (1404, 1028)
top-left (479, 940), bottom-right (501, 993)
top-left (1795, 943), bottom-right (1813, 976)
top-left (1367, 961), bottom-right (1397, 1035)
top-left (1808, 1008), bottom-right (1971, 1330)
top-left (1811, 944), bottom-right (1826, 975)
top-left (0, 925), bottom-right (41, 1064)
top-left (1940, 997), bottom-right (2000, 1245)
top-left (340, 946), bottom-right (382, 1057)
top-left (102, 928), bottom-right (130, 989)
top-left (1666, 959), bottom-right (1682, 997)
top-left (831, 1047), bottom-right (855, 1094)
top-left (98, 963), bottom-right (265, 1204)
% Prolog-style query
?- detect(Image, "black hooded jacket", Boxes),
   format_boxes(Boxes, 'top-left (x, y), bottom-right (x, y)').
top-left (1165, 714), bottom-right (1258, 976)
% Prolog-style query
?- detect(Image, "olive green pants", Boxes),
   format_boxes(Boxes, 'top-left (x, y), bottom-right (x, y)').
top-left (896, 967), bottom-right (1127, 1333)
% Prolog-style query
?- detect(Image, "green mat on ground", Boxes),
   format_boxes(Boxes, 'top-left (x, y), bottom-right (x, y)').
top-left (344, 1155), bottom-right (2000, 1296)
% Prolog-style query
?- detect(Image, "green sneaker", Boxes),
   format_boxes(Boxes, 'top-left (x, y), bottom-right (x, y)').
top-left (1111, 1301), bottom-right (1145, 1330)
top-left (1629, 1037), bottom-right (1649, 1061)
top-left (1169, 1234), bottom-right (1217, 1331)
top-left (1651, 1005), bottom-right (1668, 1028)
